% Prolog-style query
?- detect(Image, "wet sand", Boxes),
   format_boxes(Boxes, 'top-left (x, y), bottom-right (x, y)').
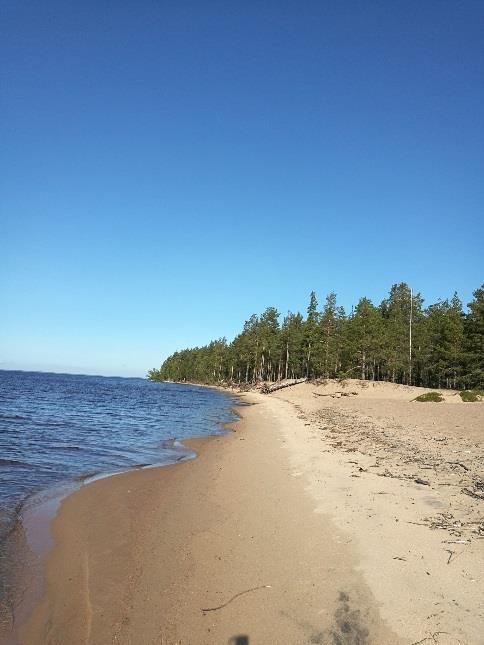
top-left (14, 382), bottom-right (484, 643)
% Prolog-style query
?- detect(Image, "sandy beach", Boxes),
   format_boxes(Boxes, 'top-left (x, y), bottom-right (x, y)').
top-left (15, 381), bottom-right (484, 644)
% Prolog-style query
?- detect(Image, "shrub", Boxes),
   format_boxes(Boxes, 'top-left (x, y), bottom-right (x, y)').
top-left (414, 392), bottom-right (444, 403)
top-left (459, 390), bottom-right (483, 402)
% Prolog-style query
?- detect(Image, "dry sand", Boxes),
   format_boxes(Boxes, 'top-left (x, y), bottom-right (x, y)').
top-left (15, 381), bottom-right (484, 644)
top-left (267, 381), bottom-right (484, 645)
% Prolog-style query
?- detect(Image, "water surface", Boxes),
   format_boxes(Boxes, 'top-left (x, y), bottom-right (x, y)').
top-left (0, 370), bottom-right (239, 542)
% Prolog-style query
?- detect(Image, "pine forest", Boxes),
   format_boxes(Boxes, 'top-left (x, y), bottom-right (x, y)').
top-left (148, 283), bottom-right (484, 390)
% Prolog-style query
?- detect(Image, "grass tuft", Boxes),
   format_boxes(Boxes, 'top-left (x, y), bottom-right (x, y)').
top-left (459, 390), bottom-right (483, 402)
top-left (414, 391), bottom-right (444, 403)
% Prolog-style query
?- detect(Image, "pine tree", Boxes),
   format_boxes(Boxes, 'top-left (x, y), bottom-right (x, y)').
top-left (257, 308), bottom-right (280, 381)
top-left (464, 285), bottom-right (484, 388)
top-left (380, 284), bottom-right (420, 384)
top-left (303, 292), bottom-right (320, 378)
top-left (281, 312), bottom-right (305, 379)
top-left (320, 292), bottom-right (338, 378)
top-left (346, 297), bottom-right (382, 380)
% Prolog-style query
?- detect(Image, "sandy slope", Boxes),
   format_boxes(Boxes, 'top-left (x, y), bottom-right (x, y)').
top-left (17, 380), bottom-right (484, 644)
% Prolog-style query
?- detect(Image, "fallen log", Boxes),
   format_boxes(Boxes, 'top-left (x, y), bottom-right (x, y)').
top-left (313, 391), bottom-right (359, 398)
top-left (261, 378), bottom-right (307, 394)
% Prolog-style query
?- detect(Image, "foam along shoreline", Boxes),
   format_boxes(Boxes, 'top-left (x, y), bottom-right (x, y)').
top-left (16, 381), bottom-right (484, 644)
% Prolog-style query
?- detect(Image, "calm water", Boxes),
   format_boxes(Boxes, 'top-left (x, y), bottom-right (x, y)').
top-left (0, 370), bottom-right (239, 542)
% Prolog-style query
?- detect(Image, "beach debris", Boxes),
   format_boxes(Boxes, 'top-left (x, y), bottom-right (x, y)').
top-left (310, 403), bottom-right (482, 547)
top-left (411, 632), bottom-right (450, 645)
top-left (414, 478), bottom-right (430, 486)
top-left (447, 461), bottom-right (469, 471)
top-left (445, 549), bottom-right (455, 564)
top-left (428, 515), bottom-right (462, 534)
top-left (462, 480), bottom-right (484, 498)
top-left (261, 378), bottom-right (306, 394)
top-left (462, 484), bottom-right (484, 501)
top-left (406, 513), bottom-right (480, 541)
top-left (313, 391), bottom-right (358, 398)
top-left (375, 469), bottom-right (405, 480)
top-left (200, 585), bottom-right (272, 613)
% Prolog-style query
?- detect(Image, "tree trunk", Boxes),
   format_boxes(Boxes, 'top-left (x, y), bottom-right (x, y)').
top-left (285, 342), bottom-right (289, 380)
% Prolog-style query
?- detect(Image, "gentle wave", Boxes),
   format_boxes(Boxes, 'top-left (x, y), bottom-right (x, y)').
top-left (0, 459), bottom-right (34, 468)
top-left (0, 370), bottom-right (239, 546)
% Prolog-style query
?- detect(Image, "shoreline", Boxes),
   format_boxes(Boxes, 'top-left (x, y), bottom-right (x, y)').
top-left (16, 392), bottom-right (402, 644)
top-left (0, 433), bottom-right (226, 645)
top-left (0, 389), bottom-right (238, 645)
top-left (0, 442), bottom-right (200, 645)
top-left (10, 381), bottom-right (484, 644)
top-left (0, 374), bottom-right (242, 643)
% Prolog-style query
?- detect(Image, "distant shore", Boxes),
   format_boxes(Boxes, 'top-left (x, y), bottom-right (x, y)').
top-left (16, 381), bottom-right (484, 644)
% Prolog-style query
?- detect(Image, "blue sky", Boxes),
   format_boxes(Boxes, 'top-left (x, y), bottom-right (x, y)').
top-left (1, 1), bottom-right (483, 377)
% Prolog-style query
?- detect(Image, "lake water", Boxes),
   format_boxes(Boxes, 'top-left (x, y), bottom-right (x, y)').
top-left (0, 370), bottom-right (239, 546)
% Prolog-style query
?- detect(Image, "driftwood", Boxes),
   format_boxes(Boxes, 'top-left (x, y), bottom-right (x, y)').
top-left (201, 585), bottom-right (272, 612)
top-left (447, 461), bottom-right (469, 471)
top-left (445, 549), bottom-right (455, 564)
top-left (462, 487), bottom-right (484, 501)
top-left (261, 378), bottom-right (307, 394)
top-left (415, 478), bottom-right (430, 486)
top-left (411, 633), bottom-right (449, 645)
top-left (313, 391), bottom-right (358, 398)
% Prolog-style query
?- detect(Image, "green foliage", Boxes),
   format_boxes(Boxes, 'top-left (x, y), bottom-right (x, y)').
top-left (346, 297), bottom-right (382, 380)
top-left (148, 282), bottom-right (484, 389)
top-left (459, 390), bottom-right (483, 402)
top-left (304, 291), bottom-right (320, 378)
top-left (463, 285), bottom-right (484, 389)
top-left (414, 392), bottom-right (444, 402)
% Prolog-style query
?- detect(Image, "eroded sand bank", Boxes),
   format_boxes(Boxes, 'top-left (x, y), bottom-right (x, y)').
top-left (19, 382), bottom-right (484, 644)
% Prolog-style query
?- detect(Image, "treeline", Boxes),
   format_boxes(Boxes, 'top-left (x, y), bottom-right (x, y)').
top-left (148, 283), bottom-right (484, 390)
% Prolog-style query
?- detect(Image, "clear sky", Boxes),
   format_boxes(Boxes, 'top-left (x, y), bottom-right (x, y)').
top-left (1, 1), bottom-right (483, 377)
